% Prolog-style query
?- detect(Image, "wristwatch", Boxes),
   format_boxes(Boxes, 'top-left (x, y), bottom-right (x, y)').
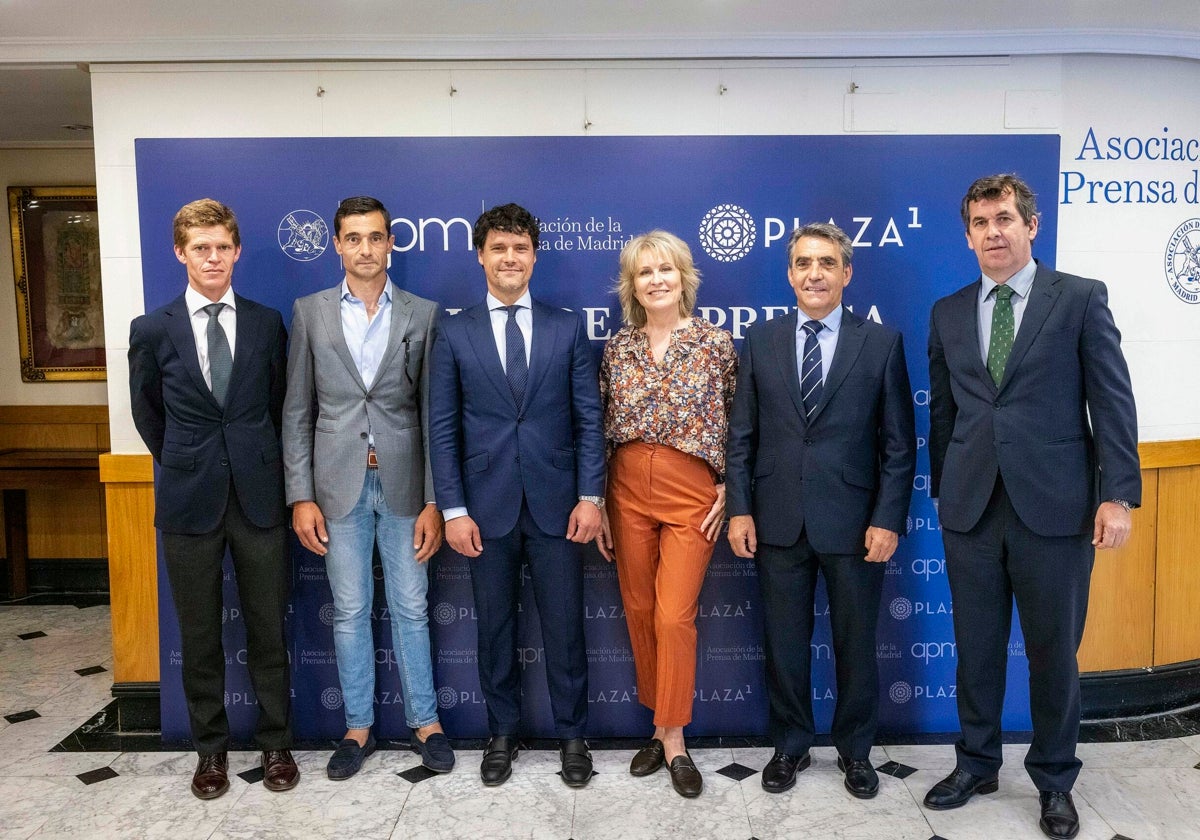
top-left (1108, 499), bottom-right (1135, 511)
top-left (579, 495), bottom-right (605, 510)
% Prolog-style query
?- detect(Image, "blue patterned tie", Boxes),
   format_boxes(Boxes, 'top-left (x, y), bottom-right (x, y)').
top-left (800, 319), bottom-right (824, 420)
top-left (504, 305), bottom-right (528, 407)
top-left (203, 302), bottom-right (232, 407)
top-left (987, 284), bottom-right (1015, 386)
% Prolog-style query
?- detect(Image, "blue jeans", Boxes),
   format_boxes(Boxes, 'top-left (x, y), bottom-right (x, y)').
top-left (323, 471), bottom-right (438, 730)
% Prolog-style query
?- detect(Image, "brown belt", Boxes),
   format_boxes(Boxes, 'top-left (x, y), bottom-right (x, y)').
top-left (367, 446), bottom-right (378, 469)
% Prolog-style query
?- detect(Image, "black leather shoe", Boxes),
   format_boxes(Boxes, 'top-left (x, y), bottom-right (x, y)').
top-left (667, 752), bottom-right (703, 798)
top-left (837, 755), bottom-right (879, 799)
top-left (1039, 791), bottom-right (1080, 839)
top-left (480, 735), bottom-right (519, 786)
top-left (923, 768), bottom-right (999, 810)
top-left (327, 733), bottom-right (376, 780)
top-left (262, 749), bottom-right (300, 792)
top-left (760, 751), bottom-right (811, 793)
top-left (190, 752), bottom-right (229, 799)
top-left (630, 739), bottom-right (665, 776)
top-left (559, 737), bottom-right (593, 788)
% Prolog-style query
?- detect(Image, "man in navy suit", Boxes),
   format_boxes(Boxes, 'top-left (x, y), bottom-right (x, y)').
top-left (129, 199), bottom-right (297, 799)
top-left (726, 222), bottom-right (916, 800)
top-left (429, 203), bottom-right (605, 788)
top-left (923, 175), bottom-right (1140, 839)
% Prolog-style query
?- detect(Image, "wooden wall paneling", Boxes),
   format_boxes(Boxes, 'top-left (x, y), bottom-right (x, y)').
top-left (100, 453), bottom-right (158, 683)
top-left (26, 487), bottom-right (107, 558)
top-left (1079, 469), bottom-right (1157, 672)
top-left (1153, 464), bottom-right (1200, 666)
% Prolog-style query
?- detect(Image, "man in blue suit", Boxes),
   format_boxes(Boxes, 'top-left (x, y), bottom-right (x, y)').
top-left (129, 199), bottom-right (297, 799)
top-left (429, 203), bottom-right (605, 788)
top-left (924, 174), bottom-right (1140, 840)
top-left (726, 222), bottom-right (916, 800)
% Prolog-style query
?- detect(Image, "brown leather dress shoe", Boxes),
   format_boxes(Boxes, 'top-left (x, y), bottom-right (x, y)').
top-left (191, 752), bottom-right (229, 800)
top-left (666, 752), bottom-right (703, 798)
top-left (262, 749), bottom-right (300, 792)
top-left (629, 739), bottom-right (665, 776)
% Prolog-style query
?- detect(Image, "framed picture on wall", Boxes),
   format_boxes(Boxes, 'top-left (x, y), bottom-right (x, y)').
top-left (7, 186), bottom-right (105, 381)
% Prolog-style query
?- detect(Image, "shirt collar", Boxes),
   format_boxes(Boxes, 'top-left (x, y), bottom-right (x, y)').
top-left (185, 284), bottom-right (236, 316)
top-left (487, 290), bottom-right (532, 312)
top-left (796, 304), bottom-right (843, 334)
top-left (980, 258), bottom-right (1037, 303)
top-left (341, 278), bottom-right (393, 305)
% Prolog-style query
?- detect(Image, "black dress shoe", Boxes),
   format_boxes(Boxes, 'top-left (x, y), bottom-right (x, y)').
top-left (630, 739), bottom-right (665, 777)
top-left (1039, 791), bottom-right (1080, 839)
top-left (760, 751), bottom-right (811, 793)
top-left (666, 752), bottom-right (703, 798)
top-left (190, 752), bottom-right (229, 800)
top-left (559, 737), bottom-right (593, 787)
top-left (837, 755), bottom-right (879, 799)
top-left (923, 767), bottom-right (999, 810)
top-left (481, 735), bottom-right (519, 786)
top-left (262, 749), bottom-right (300, 792)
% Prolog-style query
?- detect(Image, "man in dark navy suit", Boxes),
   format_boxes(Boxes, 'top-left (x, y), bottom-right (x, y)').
top-left (924, 174), bottom-right (1140, 839)
top-left (429, 203), bottom-right (605, 788)
top-left (726, 222), bottom-right (916, 801)
top-left (129, 199), bottom-right (297, 799)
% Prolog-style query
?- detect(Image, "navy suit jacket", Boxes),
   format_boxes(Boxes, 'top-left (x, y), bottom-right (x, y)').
top-left (726, 307), bottom-right (916, 554)
top-left (129, 292), bottom-right (288, 534)
top-left (429, 297), bottom-right (605, 540)
top-left (928, 262), bottom-right (1140, 537)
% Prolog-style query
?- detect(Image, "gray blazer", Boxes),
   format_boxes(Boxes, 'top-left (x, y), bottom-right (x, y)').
top-left (282, 282), bottom-right (438, 521)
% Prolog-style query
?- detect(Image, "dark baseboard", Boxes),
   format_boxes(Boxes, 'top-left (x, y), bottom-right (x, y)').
top-left (0, 557), bottom-right (109, 599)
top-left (112, 681), bottom-right (161, 732)
top-left (1079, 659), bottom-right (1200, 741)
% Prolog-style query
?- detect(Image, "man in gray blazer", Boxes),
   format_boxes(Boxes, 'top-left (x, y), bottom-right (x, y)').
top-left (282, 196), bottom-right (452, 779)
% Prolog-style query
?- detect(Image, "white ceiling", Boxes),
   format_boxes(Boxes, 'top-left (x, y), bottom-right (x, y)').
top-left (1, 0), bottom-right (1199, 145)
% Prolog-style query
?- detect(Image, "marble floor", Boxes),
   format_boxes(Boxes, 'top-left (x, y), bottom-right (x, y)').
top-left (3, 603), bottom-right (1200, 839)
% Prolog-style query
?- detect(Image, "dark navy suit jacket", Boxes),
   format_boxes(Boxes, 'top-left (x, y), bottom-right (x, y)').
top-left (928, 262), bottom-right (1141, 536)
top-left (428, 298), bottom-right (605, 539)
top-left (129, 292), bottom-right (288, 534)
top-left (726, 306), bottom-right (916, 554)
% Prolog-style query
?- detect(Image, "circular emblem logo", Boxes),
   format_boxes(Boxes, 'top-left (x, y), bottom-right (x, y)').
top-left (278, 210), bottom-right (329, 262)
top-left (221, 606), bottom-right (229, 624)
top-left (698, 204), bottom-right (757, 262)
top-left (1165, 218), bottom-right (1200, 304)
top-left (436, 686), bottom-right (458, 709)
top-left (889, 597), bottom-right (914, 621)
top-left (318, 603), bottom-right (336, 626)
top-left (889, 681), bottom-right (913, 705)
top-left (432, 602), bottom-right (457, 626)
top-left (320, 686), bottom-right (343, 710)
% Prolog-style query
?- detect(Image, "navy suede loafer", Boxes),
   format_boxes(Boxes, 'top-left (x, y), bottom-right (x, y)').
top-left (413, 730), bottom-right (455, 773)
top-left (326, 733), bottom-right (376, 780)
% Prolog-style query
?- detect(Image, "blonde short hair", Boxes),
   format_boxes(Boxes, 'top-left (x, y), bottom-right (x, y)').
top-left (615, 230), bottom-right (701, 328)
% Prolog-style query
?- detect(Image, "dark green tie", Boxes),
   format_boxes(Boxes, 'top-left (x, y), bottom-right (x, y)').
top-left (987, 284), bottom-right (1015, 386)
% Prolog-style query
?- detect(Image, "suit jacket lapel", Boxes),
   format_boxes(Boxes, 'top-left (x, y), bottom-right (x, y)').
top-left (522, 301), bottom-right (555, 411)
top-left (223, 294), bottom-right (262, 409)
top-left (770, 310), bottom-right (807, 420)
top-left (373, 286), bottom-right (415, 391)
top-left (163, 294), bottom-right (220, 409)
top-left (1000, 264), bottom-right (1060, 390)
top-left (317, 285), bottom-right (368, 393)
top-left (465, 301), bottom-right (513, 406)
top-left (953, 281), bottom-right (995, 393)
top-left (812, 306), bottom-right (867, 422)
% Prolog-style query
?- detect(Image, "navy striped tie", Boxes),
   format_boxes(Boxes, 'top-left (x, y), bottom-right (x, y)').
top-left (504, 305), bottom-right (528, 407)
top-left (800, 319), bottom-right (824, 420)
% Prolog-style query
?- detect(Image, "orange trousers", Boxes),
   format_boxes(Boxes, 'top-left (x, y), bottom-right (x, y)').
top-left (607, 441), bottom-right (718, 727)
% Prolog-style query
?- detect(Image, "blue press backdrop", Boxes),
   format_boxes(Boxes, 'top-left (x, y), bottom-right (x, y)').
top-left (135, 134), bottom-right (1060, 744)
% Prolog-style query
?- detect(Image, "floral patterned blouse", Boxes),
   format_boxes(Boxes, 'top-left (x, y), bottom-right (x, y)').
top-left (599, 318), bottom-right (738, 479)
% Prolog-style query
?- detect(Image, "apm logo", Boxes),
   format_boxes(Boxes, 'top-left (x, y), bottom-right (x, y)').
top-left (698, 204), bottom-right (757, 262)
top-left (278, 210), bottom-right (329, 262)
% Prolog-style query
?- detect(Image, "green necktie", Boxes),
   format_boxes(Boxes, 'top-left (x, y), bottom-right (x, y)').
top-left (987, 284), bottom-right (1015, 386)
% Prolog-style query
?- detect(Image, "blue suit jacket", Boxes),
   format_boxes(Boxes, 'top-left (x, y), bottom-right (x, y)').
top-left (129, 292), bottom-right (288, 534)
top-left (726, 306), bottom-right (916, 554)
top-left (928, 262), bottom-right (1140, 537)
top-left (429, 297), bottom-right (605, 539)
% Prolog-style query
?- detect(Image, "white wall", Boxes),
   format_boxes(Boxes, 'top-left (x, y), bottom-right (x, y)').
top-left (0, 147), bottom-right (107, 405)
top-left (92, 55), bottom-right (1200, 451)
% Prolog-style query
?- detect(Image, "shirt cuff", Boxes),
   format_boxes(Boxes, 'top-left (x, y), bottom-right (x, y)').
top-left (442, 506), bottom-right (469, 521)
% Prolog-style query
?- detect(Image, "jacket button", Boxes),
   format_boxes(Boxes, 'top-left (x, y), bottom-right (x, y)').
top-left (360, 432), bottom-right (368, 439)
top-left (804, 438), bottom-right (813, 446)
top-left (220, 458), bottom-right (229, 466)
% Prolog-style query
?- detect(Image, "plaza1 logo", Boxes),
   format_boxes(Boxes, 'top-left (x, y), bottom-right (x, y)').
top-left (695, 683), bottom-right (753, 703)
top-left (1165, 218), bottom-right (1200, 303)
top-left (224, 690), bottom-right (259, 707)
top-left (318, 602), bottom-right (336, 627)
top-left (891, 680), bottom-right (957, 701)
top-left (888, 597), bottom-right (914, 621)
top-left (278, 210), bottom-right (329, 262)
top-left (584, 603), bottom-right (625, 620)
top-left (437, 685), bottom-right (484, 709)
top-left (432, 602), bottom-right (476, 625)
top-left (320, 686), bottom-right (344, 711)
top-left (592, 685), bottom-right (637, 705)
top-left (698, 600), bottom-right (752, 619)
top-left (892, 598), bottom-right (953, 621)
top-left (698, 204), bottom-right (757, 262)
